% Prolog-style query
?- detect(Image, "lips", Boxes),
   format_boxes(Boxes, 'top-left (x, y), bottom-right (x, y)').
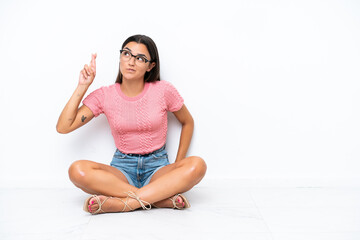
top-left (126, 68), bottom-right (136, 73)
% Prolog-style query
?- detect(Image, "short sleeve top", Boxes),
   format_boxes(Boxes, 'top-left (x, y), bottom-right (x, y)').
top-left (83, 80), bottom-right (184, 154)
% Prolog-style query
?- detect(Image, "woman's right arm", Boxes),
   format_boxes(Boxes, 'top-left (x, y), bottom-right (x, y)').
top-left (56, 53), bottom-right (97, 134)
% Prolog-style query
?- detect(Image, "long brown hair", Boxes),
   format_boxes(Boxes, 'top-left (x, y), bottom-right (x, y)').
top-left (115, 35), bottom-right (160, 84)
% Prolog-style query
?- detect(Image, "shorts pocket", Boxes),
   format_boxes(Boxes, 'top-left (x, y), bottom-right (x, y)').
top-left (113, 149), bottom-right (127, 159)
top-left (151, 151), bottom-right (168, 159)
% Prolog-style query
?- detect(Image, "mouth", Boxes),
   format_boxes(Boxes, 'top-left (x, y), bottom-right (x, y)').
top-left (126, 68), bottom-right (136, 73)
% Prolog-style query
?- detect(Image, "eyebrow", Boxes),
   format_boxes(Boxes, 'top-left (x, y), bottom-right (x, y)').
top-left (124, 47), bottom-right (148, 58)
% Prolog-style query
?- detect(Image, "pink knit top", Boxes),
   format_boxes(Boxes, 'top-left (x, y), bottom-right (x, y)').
top-left (83, 80), bottom-right (184, 154)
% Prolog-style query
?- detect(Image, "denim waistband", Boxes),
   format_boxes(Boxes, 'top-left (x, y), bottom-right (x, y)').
top-left (119, 145), bottom-right (166, 157)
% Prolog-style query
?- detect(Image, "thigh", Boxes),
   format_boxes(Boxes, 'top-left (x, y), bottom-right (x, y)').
top-left (149, 156), bottom-right (206, 184)
top-left (148, 158), bottom-right (187, 183)
top-left (93, 160), bottom-right (130, 183)
top-left (69, 159), bottom-right (129, 184)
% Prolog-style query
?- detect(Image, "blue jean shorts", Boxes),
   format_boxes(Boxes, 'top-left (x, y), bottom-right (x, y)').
top-left (110, 145), bottom-right (170, 188)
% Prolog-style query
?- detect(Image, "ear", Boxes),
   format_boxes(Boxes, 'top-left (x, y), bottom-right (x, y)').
top-left (147, 62), bottom-right (156, 72)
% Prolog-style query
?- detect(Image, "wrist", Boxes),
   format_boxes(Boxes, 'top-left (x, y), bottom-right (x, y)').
top-left (76, 84), bottom-right (90, 92)
top-left (74, 84), bottom-right (90, 100)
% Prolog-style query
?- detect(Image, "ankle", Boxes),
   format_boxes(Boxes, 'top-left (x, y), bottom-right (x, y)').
top-left (125, 191), bottom-right (152, 210)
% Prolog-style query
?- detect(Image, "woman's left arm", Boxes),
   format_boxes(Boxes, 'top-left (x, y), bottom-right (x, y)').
top-left (172, 104), bottom-right (194, 162)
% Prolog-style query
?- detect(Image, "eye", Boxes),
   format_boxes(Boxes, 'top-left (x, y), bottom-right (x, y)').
top-left (136, 56), bottom-right (145, 63)
top-left (121, 50), bottom-right (130, 57)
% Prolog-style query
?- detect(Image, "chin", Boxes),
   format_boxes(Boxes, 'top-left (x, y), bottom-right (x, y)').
top-left (123, 74), bottom-right (136, 80)
top-left (122, 74), bottom-right (144, 82)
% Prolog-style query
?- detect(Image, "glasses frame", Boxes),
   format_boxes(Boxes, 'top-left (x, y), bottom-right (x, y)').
top-left (119, 49), bottom-right (151, 64)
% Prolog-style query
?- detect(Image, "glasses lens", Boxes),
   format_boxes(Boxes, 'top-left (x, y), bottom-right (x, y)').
top-left (120, 50), bottom-right (130, 60)
top-left (120, 50), bottom-right (149, 64)
top-left (136, 56), bottom-right (146, 64)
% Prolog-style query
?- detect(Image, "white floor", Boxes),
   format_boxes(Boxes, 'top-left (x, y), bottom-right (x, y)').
top-left (1, 180), bottom-right (360, 240)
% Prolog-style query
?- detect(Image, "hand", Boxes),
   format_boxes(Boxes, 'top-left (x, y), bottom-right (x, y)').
top-left (79, 53), bottom-right (97, 86)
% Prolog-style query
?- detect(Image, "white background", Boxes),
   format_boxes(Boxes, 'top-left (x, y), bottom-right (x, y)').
top-left (0, 0), bottom-right (359, 187)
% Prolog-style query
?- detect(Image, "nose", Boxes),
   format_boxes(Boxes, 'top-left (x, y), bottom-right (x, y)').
top-left (128, 55), bottom-right (136, 65)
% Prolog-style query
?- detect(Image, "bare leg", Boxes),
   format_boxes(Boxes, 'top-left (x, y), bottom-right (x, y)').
top-left (136, 156), bottom-right (207, 202)
top-left (68, 160), bottom-right (138, 198)
top-left (87, 156), bottom-right (207, 213)
top-left (149, 156), bottom-right (205, 208)
top-left (68, 159), bottom-right (180, 212)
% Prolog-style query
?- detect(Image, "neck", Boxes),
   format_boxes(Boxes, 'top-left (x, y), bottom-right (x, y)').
top-left (121, 78), bottom-right (145, 97)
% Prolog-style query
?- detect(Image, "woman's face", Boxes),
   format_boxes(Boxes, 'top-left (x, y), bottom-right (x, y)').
top-left (120, 42), bottom-right (155, 82)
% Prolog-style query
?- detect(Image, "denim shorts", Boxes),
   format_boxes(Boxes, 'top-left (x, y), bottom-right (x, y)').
top-left (110, 145), bottom-right (170, 188)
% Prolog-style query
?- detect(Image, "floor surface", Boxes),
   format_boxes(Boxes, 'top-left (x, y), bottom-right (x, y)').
top-left (1, 180), bottom-right (359, 240)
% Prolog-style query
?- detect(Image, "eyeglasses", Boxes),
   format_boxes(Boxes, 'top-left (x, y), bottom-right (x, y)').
top-left (120, 49), bottom-right (151, 64)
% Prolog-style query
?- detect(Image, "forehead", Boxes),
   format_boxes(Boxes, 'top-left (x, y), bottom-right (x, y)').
top-left (123, 42), bottom-right (150, 57)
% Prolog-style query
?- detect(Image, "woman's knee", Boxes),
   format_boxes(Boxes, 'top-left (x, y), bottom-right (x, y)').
top-left (68, 160), bottom-right (91, 184)
top-left (186, 156), bottom-right (207, 179)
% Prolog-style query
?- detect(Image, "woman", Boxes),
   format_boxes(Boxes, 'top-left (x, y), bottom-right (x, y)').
top-left (56, 34), bottom-right (207, 214)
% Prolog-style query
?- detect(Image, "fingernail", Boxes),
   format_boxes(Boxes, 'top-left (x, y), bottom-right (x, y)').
top-left (91, 200), bottom-right (94, 205)
top-left (182, 202), bottom-right (185, 207)
top-left (88, 206), bottom-right (91, 212)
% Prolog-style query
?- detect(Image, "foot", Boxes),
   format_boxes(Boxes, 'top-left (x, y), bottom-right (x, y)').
top-left (87, 195), bottom-right (133, 214)
top-left (152, 195), bottom-right (186, 209)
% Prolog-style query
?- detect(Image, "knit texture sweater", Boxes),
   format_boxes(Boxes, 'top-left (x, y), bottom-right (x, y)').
top-left (83, 80), bottom-right (184, 154)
